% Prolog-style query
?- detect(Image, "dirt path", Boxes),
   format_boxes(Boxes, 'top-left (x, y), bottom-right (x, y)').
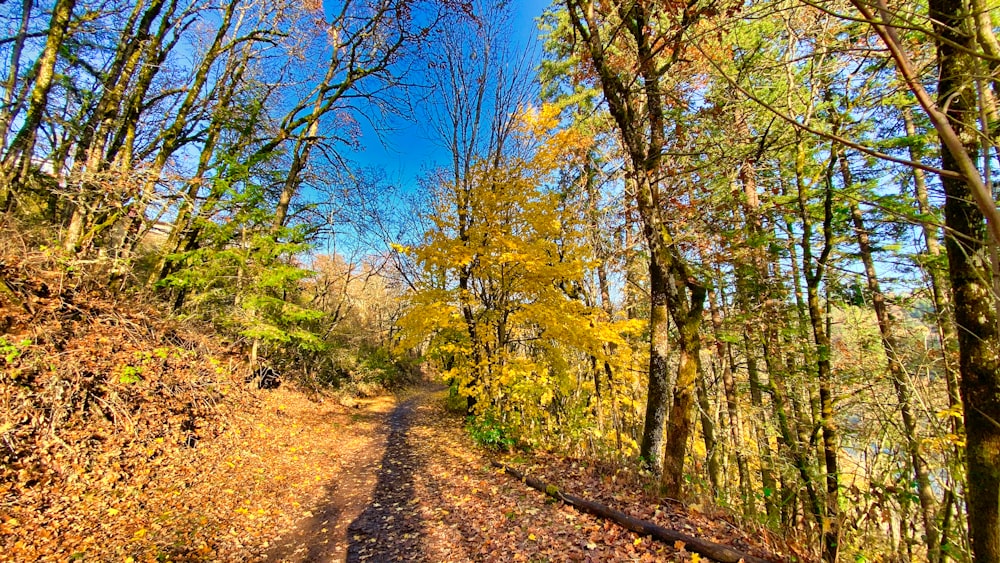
top-left (261, 384), bottom-right (778, 563)
top-left (264, 383), bottom-right (497, 562)
top-left (261, 383), bottom-right (666, 563)
top-left (261, 389), bottom-right (404, 562)
top-left (263, 386), bottom-right (432, 562)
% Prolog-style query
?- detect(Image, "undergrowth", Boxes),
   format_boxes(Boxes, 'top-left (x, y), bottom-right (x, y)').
top-left (466, 413), bottom-right (518, 452)
top-left (0, 221), bottom-right (259, 559)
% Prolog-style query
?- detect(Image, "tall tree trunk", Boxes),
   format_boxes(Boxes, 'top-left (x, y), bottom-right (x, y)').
top-left (735, 148), bottom-right (780, 522)
top-left (660, 282), bottom-right (705, 497)
top-left (1, 0), bottom-right (77, 188)
top-left (695, 363), bottom-right (721, 497)
top-left (103, 0), bottom-right (238, 256)
top-left (271, 119), bottom-right (318, 233)
top-left (72, 0), bottom-right (165, 175)
top-left (151, 42), bottom-right (252, 284)
top-left (641, 264), bottom-right (670, 469)
top-left (744, 330), bottom-right (778, 521)
top-left (566, 0), bottom-right (706, 497)
top-left (795, 132), bottom-right (840, 562)
top-left (760, 305), bottom-right (824, 535)
top-left (623, 182), bottom-right (642, 322)
top-left (970, 0), bottom-right (1000, 103)
top-left (902, 107), bottom-right (962, 418)
top-left (106, 0), bottom-right (183, 171)
top-left (709, 280), bottom-right (752, 515)
top-left (62, 0), bottom-right (171, 253)
top-left (583, 156), bottom-right (621, 440)
top-left (0, 0), bottom-right (34, 153)
top-left (929, 0), bottom-right (1000, 558)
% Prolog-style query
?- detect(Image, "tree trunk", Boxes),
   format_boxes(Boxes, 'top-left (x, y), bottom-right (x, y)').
top-left (271, 99), bottom-right (321, 233)
top-left (0, 0), bottom-right (34, 153)
top-left (566, 0), bottom-right (706, 497)
top-left (970, 0), bottom-right (1000, 104)
top-left (494, 462), bottom-right (772, 563)
top-left (105, 0), bottom-right (182, 170)
top-left (902, 107), bottom-right (962, 419)
top-left (640, 267), bottom-right (669, 469)
top-left (72, 0), bottom-right (165, 175)
top-left (929, 0), bottom-right (1000, 558)
top-left (710, 281), bottom-right (752, 515)
top-left (695, 362), bottom-right (721, 497)
top-left (760, 307), bottom-right (824, 534)
top-left (735, 150), bottom-right (780, 522)
top-left (795, 132), bottom-right (840, 562)
top-left (745, 330), bottom-right (779, 521)
top-left (1, 0), bottom-right (77, 187)
top-left (660, 295), bottom-right (704, 498)
top-left (62, 0), bottom-right (171, 254)
top-left (103, 0), bottom-right (237, 256)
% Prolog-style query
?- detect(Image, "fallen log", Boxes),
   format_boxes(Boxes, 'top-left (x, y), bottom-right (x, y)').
top-left (492, 462), bottom-right (773, 563)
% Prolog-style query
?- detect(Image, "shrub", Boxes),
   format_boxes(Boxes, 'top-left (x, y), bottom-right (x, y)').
top-left (466, 413), bottom-right (517, 452)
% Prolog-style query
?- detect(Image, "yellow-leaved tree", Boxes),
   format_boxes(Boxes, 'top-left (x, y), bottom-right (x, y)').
top-left (398, 104), bottom-right (642, 451)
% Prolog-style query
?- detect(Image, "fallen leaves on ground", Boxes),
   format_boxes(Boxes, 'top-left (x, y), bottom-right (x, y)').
top-left (279, 384), bottom-right (793, 562)
top-left (0, 240), bottom-right (389, 561)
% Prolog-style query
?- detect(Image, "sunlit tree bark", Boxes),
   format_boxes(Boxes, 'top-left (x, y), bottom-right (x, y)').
top-left (927, 0), bottom-right (1000, 557)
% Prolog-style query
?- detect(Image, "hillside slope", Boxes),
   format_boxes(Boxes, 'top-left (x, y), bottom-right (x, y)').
top-left (0, 237), bottom-right (362, 560)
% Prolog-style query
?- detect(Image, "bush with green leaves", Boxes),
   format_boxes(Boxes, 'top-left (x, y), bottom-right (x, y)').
top-left (466, 412), bottom-right (518, 452)
top-left (157, 154), bottom-right (327, 375)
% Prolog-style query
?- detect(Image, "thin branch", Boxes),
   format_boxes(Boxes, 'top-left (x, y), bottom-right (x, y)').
top-left (849, 0), bottom-right (1000, 248)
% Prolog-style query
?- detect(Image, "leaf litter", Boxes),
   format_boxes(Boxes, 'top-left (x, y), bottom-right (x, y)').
top-left (269, 384), bottom-right (792, 562)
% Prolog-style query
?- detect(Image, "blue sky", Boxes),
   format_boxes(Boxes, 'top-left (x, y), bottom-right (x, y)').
top-left (344, 0), bottom-right (552, 192)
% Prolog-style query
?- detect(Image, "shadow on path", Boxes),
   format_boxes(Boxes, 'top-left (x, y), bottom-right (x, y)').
top-left (262, 396), bottom-right (398, 563)
top-left (345, 394), bottom-right (425, 562)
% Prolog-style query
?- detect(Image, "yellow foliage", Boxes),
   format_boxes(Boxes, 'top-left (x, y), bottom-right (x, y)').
top-left (513, 103), bottom-right (595, 175)
top-left (396, 109), bottom-right (640, 456)
top-left (539, 390), bottom-right (554, 407)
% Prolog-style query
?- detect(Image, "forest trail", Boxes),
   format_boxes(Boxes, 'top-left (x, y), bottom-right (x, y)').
top-left (263, 385), bottom-right (428, 562)
top-left (260, 384), bottom-right (781, 563)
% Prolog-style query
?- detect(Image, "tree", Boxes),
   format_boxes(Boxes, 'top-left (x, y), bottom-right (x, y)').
top-left (418, 0), bottom-right (536, 413)
top-left (400, 105), bottom-right (637, 446)
top-left (1, 0), bottom-right (76, 191)
top-left (564, 0), bottom-right (708, 498)
top-left (843, 0), bottom-right (1000, 558)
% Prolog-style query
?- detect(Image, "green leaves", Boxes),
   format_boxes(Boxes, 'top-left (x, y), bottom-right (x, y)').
top-left (0, 337), bottom-right (31, 364)
top-left (156, 148), bottom-right (328, 368)
top-left (118, 365), bottom-right (143, 385)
